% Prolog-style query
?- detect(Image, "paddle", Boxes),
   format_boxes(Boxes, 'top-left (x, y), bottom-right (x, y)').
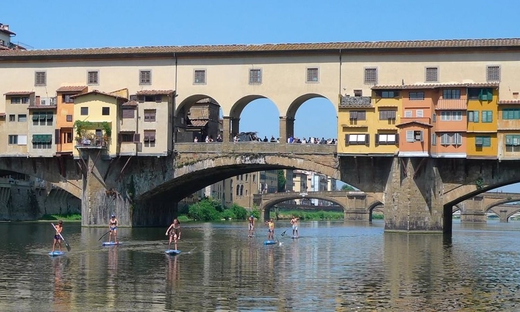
top-left (51, 223), bottom-right (71, 252)
top-left (98, 230), bottom-right (111, 241)
top-left (281, 227), bottom-right (292, 237)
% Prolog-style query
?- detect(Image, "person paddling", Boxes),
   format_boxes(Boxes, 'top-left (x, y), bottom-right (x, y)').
top-left (52, 220), bottom-right (63, 253)
top-left (248, 215), bottom-right (255, 237)
top-left (165, 218), bottom-right (182, 250)
top-left (108, 214), bottom-right (119, 244)
top-left (266, 218), bottom-right (275, 241)
top-left (290, 215), bottom-right (299, 238)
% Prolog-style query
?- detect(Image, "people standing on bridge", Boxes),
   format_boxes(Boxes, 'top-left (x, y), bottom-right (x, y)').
top-left (266, 218), bottom-right (275, 240)
top-left (108, 214), bottom-right (119, 244)
top-left (248, 215), bottom-right (255, 237)
top-left (165, 218), bottom-right (182, 250)
top-left (52, 220), bottom-right (63, 253)
top-left (290, 216), bottom-right (299, 238)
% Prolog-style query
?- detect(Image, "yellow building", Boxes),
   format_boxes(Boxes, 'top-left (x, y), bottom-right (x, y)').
top-left (466, 86), bottom-right (499, 159)
top-left (72, 90), bottom-right (127, 159)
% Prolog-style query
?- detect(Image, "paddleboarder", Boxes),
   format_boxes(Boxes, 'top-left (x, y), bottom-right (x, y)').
top-left (108, 214), bottom-right (119, 244)
top-left (165, 218), bottom-right (181, 250)
top-left (248, 215), bottom-right (255, 237)
top-left (266, 218), bottom-right (275, 241)
top-left (290, 215), bottom-right (299, 238)
top-left (52, 220), bottom-right (63, 253)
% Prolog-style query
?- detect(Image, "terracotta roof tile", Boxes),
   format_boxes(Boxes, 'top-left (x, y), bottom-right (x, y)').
top-left (498, 99), bottom-right (520, 105)
top-left (1, 38), bottom-right (520, 59)
top-left (56, 86), bottom-right (87, 92)
top-left (136, 90), bottom-right (174, 96)
top-left (396, 120), bottom-right (433, 128)
top-left (71, 90), bottom-right (128, 101)
top-left (122, 100), bottom-right (138, 107)
top-left (373, 82), bottom-right (499, 90)
top-left (189, 120), bottom-right (209, 127)
top-left (4, 91), bottom-right (34, 96)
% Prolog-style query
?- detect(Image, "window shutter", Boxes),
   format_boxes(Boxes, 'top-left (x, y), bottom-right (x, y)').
top-left (406, 130), bottom-right (414, 142)
top-left (345, 134), bottom-right (350, 146)
top-left (55, 129), bottom-right (60, 144)
top-left (365, 134), bottom-right (370, 145)
top-left (155, 95), bottom-right (162, 103)
top-left (375, 134), bottom-right (379, 144)
top-left (419, 131), bottom-right (424, 142)
top-left (133, 133), bottom-right (140, 143)
top-left (395, 134), bottom-right (399, 144)
top-left (138, 96), bottom-right (145, 103)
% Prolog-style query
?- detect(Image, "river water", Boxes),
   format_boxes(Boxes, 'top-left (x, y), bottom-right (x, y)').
top-left (1, 220), bottom-right (520, 311)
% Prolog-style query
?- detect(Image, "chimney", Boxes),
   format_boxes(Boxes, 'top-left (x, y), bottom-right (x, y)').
top-left (0, 24), bottom-right (8, 31)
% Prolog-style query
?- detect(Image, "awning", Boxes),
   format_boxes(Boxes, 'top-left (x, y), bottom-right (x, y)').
top-left (32, 134), bottom-right (52, 143)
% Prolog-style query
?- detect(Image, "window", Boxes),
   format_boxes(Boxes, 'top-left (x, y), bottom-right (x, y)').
top-left (122, 109), bottom-right (135, 119)
top-left (475, 136), bottom-right (491, 147)
top-left (32, 134), bottom-right (52, 149)
top-left (432, 113), bottom-right (436, 123)
top-left (505, 135), bottom-right (520, 152)
top-left (249, 69), bottom-right (262, 84)
top-left (306, 68), bottom-right (319, 82)
top-left (102, 107), bottom-right (110, 116)
top-left (81, 107), bottom-right (88, 115)
top-left (349, 111), bottom-right (366, 120)
top-left (194, 70), bottom-right (206, 84)
top-left (379, 110), bottom-right (396, 120)
top-left (8, 135), bottom-right (17, 144)
top-left (487, 65), bottom-right (500, 82)
top-left (482, 110), bottom-right (493, 123)
top-left (144, 109), bottom-right (156, 122)
top-left (345, 134), bottom-right (369, 145)
top-left (406, 130), bottom-right (423, 142)
top-left (425, 67), bottom-right (438, 82)
top-left (62, 94), bottom-right (74, 103)
top-left (375, 133), bottom-right (398, 145)
top-left (468, 111), bottom-right (479, 123)
top-left (32, 112), bottom-right (53, 126)
top-left (35, 71), bottom-right (46, 86)
top-left (432, 133), bottom-right (436, 146)
top-left (138, 95), bottom-right (161, 103)
top-left (120, 132), bottom-right (136, 143)
top-left (9, 114), bottom-right (15, 122)
top-left (468, 88), bottom-right (493, 101)
top-left (64, 131), bottom-right (73, 144)
top-left (353, 89), bottom-right (362, 97)
top-left (18, 114), bottom-right (27, 122)
top-left (378, 90), bottom-right (399, 98)
top-left (87, 71), bottom-right (98, 84)
top-left (66, 115), bottom-right (73, 122)
top-left (416, 110), bottom-right (424, 118)
top-left (503, 109), bottom-right (520, 120)
top-left (440, 111), bottom-right (462, 121)
top-left (144, 130), bottom-right (156, 147)
top-left (364, 68), bottom-right (377, 84)
top-left (140, 70), bottom-right (151, 85)
top-left (10, 97), bottom-right (20, 104)
top-left (404, 110), bottom-right (413, 117)
top-left (439, 133), bottom-right (462, 146)
top-left (443, 89), bottom-right (461, 99)
top-left (409, 91), bottom-right (425, 100)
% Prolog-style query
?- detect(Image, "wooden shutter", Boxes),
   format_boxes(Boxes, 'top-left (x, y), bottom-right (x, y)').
top-left (344, 133), bottom-right (350, 146)
top-left (55, 129), bottom-right (60, 145)
top-left (155, 95), bottom-right (162, 103)
top-left (375, 134), bottom-right (379, 145)
top-left (133, 133), bottom-right (140, 143)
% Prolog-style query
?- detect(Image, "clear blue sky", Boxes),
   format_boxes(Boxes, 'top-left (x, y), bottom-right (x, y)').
top-left (4, 0), bottom-right (520, 191)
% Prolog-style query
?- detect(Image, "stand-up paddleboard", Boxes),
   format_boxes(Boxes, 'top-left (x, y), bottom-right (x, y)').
top-left (102, 242), bottom-right (122, 246)
top-left (291, 236), bottom-right (299, 239)
top-left (165, 249), bottom-right (181, 255)
top-left (264, 240), bottom-right (277, 245)
top-left (49, 251), bottom-right (65, 257)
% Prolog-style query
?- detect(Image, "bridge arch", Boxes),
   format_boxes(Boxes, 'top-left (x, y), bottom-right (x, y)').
top-left (259, 194), bottom-right (345, 221)
top-left (367, 200), bottom-right (383, 222)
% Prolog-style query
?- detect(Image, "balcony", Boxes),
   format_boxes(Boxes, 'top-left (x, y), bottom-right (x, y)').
top-left (340, 95), bottom-right (372, 108)
top-left (75, 136), bottom-right (109, 149)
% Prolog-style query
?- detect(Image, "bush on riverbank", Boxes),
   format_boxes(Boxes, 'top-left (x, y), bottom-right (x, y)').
top-left (187, 199), bottom-right (253, 222)
top-left (40, 213), bottom-right (82, 221)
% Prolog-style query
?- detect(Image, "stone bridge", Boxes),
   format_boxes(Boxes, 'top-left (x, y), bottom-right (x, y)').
top-left (455, 192), bottom-right (520, 223)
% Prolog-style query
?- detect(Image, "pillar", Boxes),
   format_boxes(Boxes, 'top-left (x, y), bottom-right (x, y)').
top-left (222, 116), bottom-right (231, 143)
top-left (384, 157), bottom-right (444, 233)
top-left (343, 192), bottom-right (369, 221)
top-left (459, 196), bottom-right (487, 223)
top-left (279, 116), bottom-right (295, 143)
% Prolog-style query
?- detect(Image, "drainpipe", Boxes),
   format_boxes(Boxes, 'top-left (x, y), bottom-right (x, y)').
top-left (173, 52), bottom-right (178, 146)
top-left (339, 49), bottom-right (342, 98)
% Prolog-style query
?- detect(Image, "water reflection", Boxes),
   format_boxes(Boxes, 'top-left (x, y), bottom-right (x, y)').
top-left (1, 221), bottom-right (520, 310)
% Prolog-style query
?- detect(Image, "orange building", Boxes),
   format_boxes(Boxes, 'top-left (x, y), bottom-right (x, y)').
top-left (55, 86), bottom-right (87, 155)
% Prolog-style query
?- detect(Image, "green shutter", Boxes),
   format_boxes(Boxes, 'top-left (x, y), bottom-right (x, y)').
top-left (32, 114), bottom-right (39, 121)
top-left (39, 114), bottom-right (46, 120)
top-left (33, 135), bottom-right (40, 143)
top-left (44, 134), bottom-right (52, 143)
top-left (46, 113), bottom-right (53, 120)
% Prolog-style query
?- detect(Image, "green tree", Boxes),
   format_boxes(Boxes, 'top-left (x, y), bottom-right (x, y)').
top-left (188, 199), bottom-right (222, 221)
top-left (341, 184), bottom-right (356, 191)
top-left (277, 170), bottom-right (286, 192)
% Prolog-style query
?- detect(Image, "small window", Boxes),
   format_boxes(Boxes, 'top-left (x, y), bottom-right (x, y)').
top-left (468, 111), bottom-right (479, 123)
top-left (404, 110), bottom-right (413, 118)
top-left (35, 71), bottom-right (46, 86)
top-left (380, 90), bottom-right (399, 98)
top-left (194, 70), bottom-right (206, 84)
top-left (9, 114), bottom-right (15, 122)
top-left (487, 65), bottom-right (500, 82)
top-left (144, 130), bottom-right (156, 147)
top-left (66, 115), bottom-right (73, 122)
top-left (102, 107), bottom-right (110, 116)
top-left (122, 109), bottom-right (135, 119)
top-left (306, 68), bottom-right (319, 82)
top-left (406, 130), bottom-right (423, 142)
top-left (249, 69), bottom-right (262, 84)
top-left (81, 107), bottom-right (88, 116)
top-left (8, 135), bottom-right (18, 144)
top-left (475, 136), bottom-right (491, 147)
top-left (425, 67), bottom-right (438, 82)
top-left (120, 133), bottom-right (135, 143)
top-left (140, 70), bottom-right (151, 85)
top-left (443, 89), bottom-right (461, 99)
top-left (416, 110), bottom-right (424, 118)
top-left (353, 90), bottom-right (362, 97)
top-left (349, 111), bottom-right (366, 120)
top-left (144, 109), bottom-right (156, 122)
top-left (409, 91), bottom-right (425, 100)
top-left (87, 71), bottom-right (99, 84)
top-left (482, 110), bottom-right (493, 123)
top-left (10, 97), bottom-right (21, 104)
top-left (62, 94), bottom-right (74, 103)
top-left (379, 110), bottom-right (396, 120)
top-left (18, 114), bottom-right (27, 122)
top-left (364, 68), bottom-right (377, 84)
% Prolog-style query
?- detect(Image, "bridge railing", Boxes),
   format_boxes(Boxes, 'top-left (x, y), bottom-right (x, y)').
top-left (174, 142), bottom-right (337, 155)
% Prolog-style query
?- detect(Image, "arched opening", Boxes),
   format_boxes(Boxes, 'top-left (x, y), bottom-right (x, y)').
top-left (236, 98), bottom-right (280, 142)
top-left (175, 94), bottom-right (223, 143)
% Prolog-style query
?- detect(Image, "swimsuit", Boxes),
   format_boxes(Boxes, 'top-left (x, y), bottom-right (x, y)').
top-left (54, 235), bottom-right (61, 240)
top-left (110, 220), bottom-right (117, 231)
